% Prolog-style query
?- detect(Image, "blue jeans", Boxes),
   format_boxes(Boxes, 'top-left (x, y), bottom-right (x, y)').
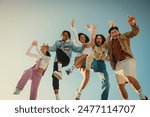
top-left (83, 58), bottom-right (110, 100)
top-left (99, 70), bottom-right (110, 100)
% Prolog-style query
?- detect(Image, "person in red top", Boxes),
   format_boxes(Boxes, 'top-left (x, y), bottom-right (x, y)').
top-left (107, 16), bottom-right (148, 100)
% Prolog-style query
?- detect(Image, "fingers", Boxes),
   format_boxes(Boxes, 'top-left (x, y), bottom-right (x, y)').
top-left (128, 16), bottom-right (136, 25)
top-left (71, 19), bottom-right (75, 27)
top-left (109, 20), bottom-right (115, 28)
top-left (32, 40), bottom-right (38, 46)
top-left (128, 16), bottom-right (135, 22)
top-left (85, 24), bottom-right (96, 31)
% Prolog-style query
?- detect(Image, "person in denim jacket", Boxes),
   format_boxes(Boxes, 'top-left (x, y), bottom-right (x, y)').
top-left (48, 30), bottom-right (85, 100)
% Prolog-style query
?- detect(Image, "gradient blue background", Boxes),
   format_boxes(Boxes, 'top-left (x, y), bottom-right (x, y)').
top-left (0, 0), bottom-right (149, 100)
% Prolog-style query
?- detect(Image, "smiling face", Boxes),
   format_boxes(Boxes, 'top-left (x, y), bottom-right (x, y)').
top-left (62, 32), bottom-right (69, 41)
top-left (110, 29), bottom-right (120, 39)
top-left (95, 35), bottom-right (103, 46)
top-left (79, 34), bottom-right (86, 43)
top-left (40, 45), bottom-right (48, 55)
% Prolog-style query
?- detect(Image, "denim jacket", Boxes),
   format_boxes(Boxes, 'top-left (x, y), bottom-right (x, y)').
top-left (48, 39), bottom-right (84, 61)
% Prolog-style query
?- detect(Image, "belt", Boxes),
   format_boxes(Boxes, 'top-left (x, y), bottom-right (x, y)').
top-left (117, 56), bottom-right (131, 63)
top-left (36, 67), bottom-right (45, 73)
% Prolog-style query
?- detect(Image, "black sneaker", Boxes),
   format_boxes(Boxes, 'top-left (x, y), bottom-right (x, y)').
top-left (144, 96), bottom-right (148, 100)
top-left (65, 69), bottom-right (72, 75)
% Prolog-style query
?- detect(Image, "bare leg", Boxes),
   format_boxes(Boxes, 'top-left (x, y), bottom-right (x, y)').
top-left (66, 55), bottom-right (87, 75)
top-left (126, 76), bottom-right (141, 90)
top-left (76, 68), bottom-right (90, 100)
top-left (126, 76), bottom-right (147, 99)
top-left (74, 55), bottom-right (87, 68)
top-left (118, 83), bottom-right (128, 100)
top-left (80, 68), bottom-right (90, 89)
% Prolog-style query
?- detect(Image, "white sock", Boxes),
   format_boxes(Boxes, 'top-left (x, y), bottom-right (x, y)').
top-left (55, 94), bottom-right (60, 100)
top-left (58, 63), bottom-right (62, 72)
top-left (78, 88), bottom-right (83, 93)
top-left (137, 89), bottom-right (146, 100)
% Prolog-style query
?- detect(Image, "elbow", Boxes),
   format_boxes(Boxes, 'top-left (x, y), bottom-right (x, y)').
top-left (132, 25), bottom-right (140, 36)
top-left (133, 30), bottom-right (139, 36)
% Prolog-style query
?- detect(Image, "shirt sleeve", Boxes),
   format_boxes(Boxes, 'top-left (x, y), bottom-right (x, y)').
top-left (123, 24), bottom-right (140, 39)
top-left (71, 27), bottom-right (82, 46)
top-left (26, 45), bottom-right (40, 59)
top-left (71, 42), bottom-right (83, 53)
top-left (35, 46), bottom-right (50, 63)
top-left (48, 41), bottom-right (57, 52)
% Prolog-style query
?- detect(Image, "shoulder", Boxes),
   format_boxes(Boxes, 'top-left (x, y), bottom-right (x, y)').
top-left (56, 40), bottom-right (62, 43)
top-left (67, 40), bottom-right (73, 45)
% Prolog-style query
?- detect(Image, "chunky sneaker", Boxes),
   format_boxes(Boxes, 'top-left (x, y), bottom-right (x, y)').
top-left (65, 69), bottom-right (72, 75)
top-left (13, 88), bottom-right (21, 95)
top-left (53, 71), bottom-right (62, 80)
top-left (142, 96), bottom-right (148, 100)
top-left (75, 89), bottom-right (81, 100)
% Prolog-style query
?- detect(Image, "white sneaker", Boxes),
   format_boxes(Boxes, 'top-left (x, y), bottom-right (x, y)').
top-left (13, 88), bottom-right (21, 95)
top-left (53, 71), bottom-right (62, 80)
top-left (75, 89), bottom-right (81, 100)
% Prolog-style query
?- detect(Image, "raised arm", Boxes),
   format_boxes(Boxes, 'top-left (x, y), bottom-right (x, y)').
top-left (48, 42), bottom-right (57, 52)
top-left (124, 16), bottom-right (140, 38)
top-left (86, 24), bottom-right (96, 47)
top-left (35, 43), bottom-right (50, 62)
top-left (26, 41), bottom-right (39, 59)
top-left (71, 19), bottom-right (82, 46)
top-left (103, 34), bottom-right (111, 49)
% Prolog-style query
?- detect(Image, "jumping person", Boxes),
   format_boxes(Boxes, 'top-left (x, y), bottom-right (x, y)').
top-left (107, 16), bottom-right (148, 100)
top-left (66, 19), bottom-right (91, 75)
top-left (75, 24), bottom-right (110, 100)
top-left (13, 41), bottom-right (50, 100)
top-left (48, 30), bottom-right (85, 100)
top-left (86, 24), bottom-right (110, 100)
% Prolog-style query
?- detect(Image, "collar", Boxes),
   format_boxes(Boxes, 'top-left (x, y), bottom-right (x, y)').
top-left (62, 39), bottom-right (70, 43)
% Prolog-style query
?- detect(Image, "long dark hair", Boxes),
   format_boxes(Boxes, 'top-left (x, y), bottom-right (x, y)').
top-left (95, 34), bottom-right (106, 46)
top-left (46, 51), bottom-right (51, 57)
top-left (78, 33), bottom-right (90, 43)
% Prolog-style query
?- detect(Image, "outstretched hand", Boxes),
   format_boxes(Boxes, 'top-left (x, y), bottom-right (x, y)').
top-left (128, 16), bottom-right (136, 26)
top-left (109, 20), bottom-right (115, 28)
top-left (85, 24), bottom-right (96, 29)
top-left (71, 19), bottom-right (75, 28)
top-left (85, 24), bottom-right (96, 34)
top-left (32, 41), bottom-right (38, 46)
